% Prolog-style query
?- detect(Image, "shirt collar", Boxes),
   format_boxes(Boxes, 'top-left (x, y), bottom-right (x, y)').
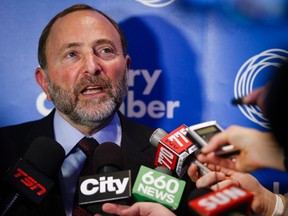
top-left (53, 111), bottom-right (122, 156)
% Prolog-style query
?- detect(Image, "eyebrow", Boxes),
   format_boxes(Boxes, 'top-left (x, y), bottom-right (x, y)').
top-left (57, 39), bottom-right (120, 55)
top-left (92, 39), bottom-right (118, 52)
top-left (58, 42), bottom-right (83, 53)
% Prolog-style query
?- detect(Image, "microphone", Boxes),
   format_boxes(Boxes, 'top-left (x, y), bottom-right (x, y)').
top-left (77, 142), bottom-right (131, 214)
top-left (0, 137), bottom-right (65, 216)
top-left (188, 185), bottom-right (253, 216)
top-left (150, 125), bottom-right (207, 178)
top-left (132, 165), bottom-right (186, 211)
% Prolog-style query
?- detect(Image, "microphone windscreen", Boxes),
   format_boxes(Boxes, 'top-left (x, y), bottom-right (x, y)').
top-left (92, 142), bottom-right (124, 173)
top-left (154, 166), bottom-right (172, 175)
top-left (149, 128), bottom-right (167, 147)
top-left (23, 137), bottom-right (65, 178)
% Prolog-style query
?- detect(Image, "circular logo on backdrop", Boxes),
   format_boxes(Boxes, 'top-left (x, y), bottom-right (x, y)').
top-left (234, 48), bottom-right (288, 128)
top-left (136, 0), bottom-right (175, 7)
top-left (36, 92), bottom-right (54, 116)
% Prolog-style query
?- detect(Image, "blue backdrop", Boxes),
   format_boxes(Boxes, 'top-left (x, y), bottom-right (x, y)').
top-left (1, 0), bottom-right (288, 195)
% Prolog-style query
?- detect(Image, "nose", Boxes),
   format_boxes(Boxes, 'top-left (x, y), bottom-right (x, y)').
top-left (83, 52), bottom-right (102, 75)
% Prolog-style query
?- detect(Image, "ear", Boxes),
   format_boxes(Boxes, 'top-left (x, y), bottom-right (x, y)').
top-left (125, 54), bottom-right (131, 70)
top-left (35, 67), bottom-right (52, 101)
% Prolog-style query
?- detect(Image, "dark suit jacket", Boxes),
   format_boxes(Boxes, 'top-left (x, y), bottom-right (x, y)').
top-left (0, 110), bottom-right (195, 215)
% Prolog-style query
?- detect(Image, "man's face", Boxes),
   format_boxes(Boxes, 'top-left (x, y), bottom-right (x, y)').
top-left (42, 10), bottom-right (130, 127)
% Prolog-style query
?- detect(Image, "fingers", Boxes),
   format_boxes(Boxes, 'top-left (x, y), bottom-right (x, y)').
top-left (188, 163), bottom-right (226, 187)
top-left (242, 86), bottom-right (265, 105)
top-left (120, 202), bottom-right (176, 216)
top-left (188, 162), bottom-right (241, 190)
top-left (195, 171), bottom-right (226, 188)
top-left (201, 131), bottom-right (228, 154)
top-left (188, 163), bottom-right (201, 182)
top-left (197, 152), bottom-right (237, 171)
top-left (102, 203), bottom-right (129, 215)
top-left (210, 178), bottom-right (240, 191)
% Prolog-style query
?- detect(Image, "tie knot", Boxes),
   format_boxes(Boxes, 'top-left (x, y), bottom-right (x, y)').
top-left (77, 137), bottom-right (99, 158)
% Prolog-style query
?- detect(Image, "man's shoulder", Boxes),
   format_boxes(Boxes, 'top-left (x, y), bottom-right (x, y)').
top-left (1, 118), bottom-right (42, 131)
top-left (118, 111), bottom-right (156, 135)
top-left (0, 112), bottom-right (54, 137)
top-left (0, 112), bottom-right (55, 149)
top-left (0, 112), bottom-right (55, 175)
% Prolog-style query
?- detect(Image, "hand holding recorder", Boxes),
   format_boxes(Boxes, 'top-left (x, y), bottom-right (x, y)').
top-left (197, 125), bottom-right (285, 172)
top-left (187, 163), bottom-right (279, 216)
top-left (186, 121), bottom-right (240, 158)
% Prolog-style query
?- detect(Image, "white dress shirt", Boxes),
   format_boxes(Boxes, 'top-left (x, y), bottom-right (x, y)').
top-left (53, 111), bottom-right (122, 216)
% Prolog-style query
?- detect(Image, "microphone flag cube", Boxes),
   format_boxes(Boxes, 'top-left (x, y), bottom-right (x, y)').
top-left (132, 165), bottom-right (186, 210)
top-left (154, 124), bottom-right (198, 177)
top-left (188, 185), bottom-right (253, 215)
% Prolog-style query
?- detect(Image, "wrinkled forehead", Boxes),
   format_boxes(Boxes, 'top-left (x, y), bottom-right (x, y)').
top-left (47, 10), bottom-right (120, 46)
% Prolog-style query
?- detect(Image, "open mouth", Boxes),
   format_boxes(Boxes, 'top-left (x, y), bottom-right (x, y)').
top-left (81, 85), bottom-right (105, 95)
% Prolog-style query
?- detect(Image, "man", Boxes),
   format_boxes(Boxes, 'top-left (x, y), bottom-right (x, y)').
top-left (0, 4), bottom-right (163, 216)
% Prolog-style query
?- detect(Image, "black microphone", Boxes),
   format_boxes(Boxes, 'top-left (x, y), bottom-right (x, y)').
top-left (77, 142), bottom-right (131, 215)
top-left (187, 185), bottom-right (253, 216)
top-left (0, 137), bottom-right (65, 216)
